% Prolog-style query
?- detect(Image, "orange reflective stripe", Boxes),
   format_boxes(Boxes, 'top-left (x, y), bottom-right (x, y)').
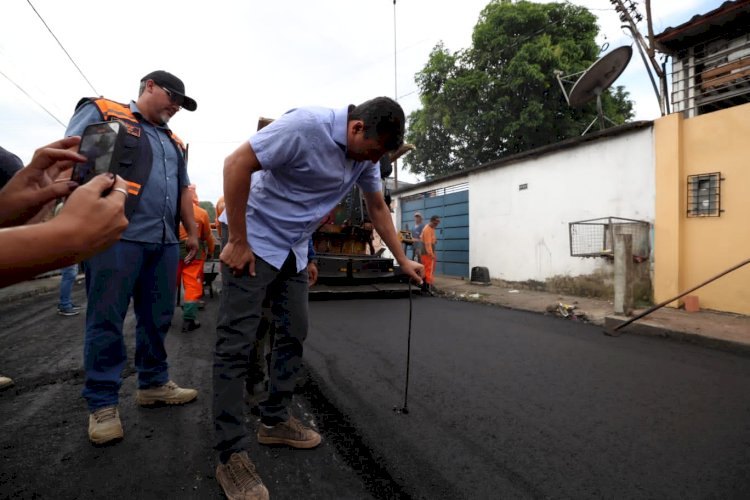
top-left (91, 99), bottom-right (139, 125)
top-left (168, 131), bottom-right (186, 151)
top-left (92, 98), bottom-right (185, 154)
top-left (126, 180), bottom-right (141, 196)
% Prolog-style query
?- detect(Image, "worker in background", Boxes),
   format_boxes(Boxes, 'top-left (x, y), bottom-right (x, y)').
top-left (178, 185), bottom-right (215, 332)
top-left (53, 200), bottom-right (83, 317)
top-left (245, 237), bottom-right (319, 413)
top-left (409, 211), bottom-right (425, 261)
top-left (420, 215), bottom-right (441, 295)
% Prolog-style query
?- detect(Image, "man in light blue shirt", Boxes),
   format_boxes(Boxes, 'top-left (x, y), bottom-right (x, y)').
top-left (214, 97), bottom-right (423, 499)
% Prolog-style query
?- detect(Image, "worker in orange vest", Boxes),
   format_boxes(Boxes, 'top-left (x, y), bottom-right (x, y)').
top-left (420, 215), bottom-right (441, 295)
top-left (178, 185), bottom-right (215, 331)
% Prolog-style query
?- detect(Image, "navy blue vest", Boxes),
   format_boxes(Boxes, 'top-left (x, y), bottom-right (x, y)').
top-left (76, 97), bottom-right (186, 236)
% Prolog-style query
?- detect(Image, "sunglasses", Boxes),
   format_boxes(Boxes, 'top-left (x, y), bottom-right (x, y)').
top-left (157, 84), bottom-right (184, 107)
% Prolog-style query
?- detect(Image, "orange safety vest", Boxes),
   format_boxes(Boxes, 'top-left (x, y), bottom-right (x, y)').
top-left (76, 97), bottom-right (187, 229)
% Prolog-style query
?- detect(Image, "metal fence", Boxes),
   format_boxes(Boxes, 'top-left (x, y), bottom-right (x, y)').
top-left (569, 217), bottom-right (651, 260)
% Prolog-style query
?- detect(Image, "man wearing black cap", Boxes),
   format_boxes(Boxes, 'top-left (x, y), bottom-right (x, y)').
top-left (65, 70), bottom-right (200, 446)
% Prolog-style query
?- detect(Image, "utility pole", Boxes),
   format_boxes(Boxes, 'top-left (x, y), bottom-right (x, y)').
top-left (393, 0), bottom-right (399, 189)
top-left (609, 0), bottom-right (668, 115)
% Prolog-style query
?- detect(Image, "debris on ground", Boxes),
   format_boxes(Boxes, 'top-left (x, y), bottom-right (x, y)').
top-left (440, 290), bottom-right (484, 302)
top-left (546, 302), bottom-right (589, 322)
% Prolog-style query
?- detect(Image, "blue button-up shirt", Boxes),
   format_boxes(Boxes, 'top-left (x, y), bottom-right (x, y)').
top-left (221, 106), bottom-right (382, 272)
top-left (66, 101), bottom-right (189, 244)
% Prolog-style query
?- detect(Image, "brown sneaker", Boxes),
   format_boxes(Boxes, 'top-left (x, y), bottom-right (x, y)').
top-left (257, 416), bottom-right (321, 449)
top-left (136, 380), bottom-right (197, 406)
top-left (88, 406), bottom-right (123, 445)
top-left (215, 451), bottom-right (269, 500)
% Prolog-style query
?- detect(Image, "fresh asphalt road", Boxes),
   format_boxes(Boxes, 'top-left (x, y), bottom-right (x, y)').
top-left (2, 283), bottom-right (750, 499)
top-left (305, 295), bottom-right (750, 499)
top-left (0, 284), bottom-right (376, 500)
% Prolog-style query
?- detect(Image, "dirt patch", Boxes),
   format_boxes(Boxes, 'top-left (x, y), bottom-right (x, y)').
top-left (492, 265), bottom-right (653, 306)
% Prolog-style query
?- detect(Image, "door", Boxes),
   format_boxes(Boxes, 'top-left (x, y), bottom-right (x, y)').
top-left (400, 183), bottom-right (469, 278)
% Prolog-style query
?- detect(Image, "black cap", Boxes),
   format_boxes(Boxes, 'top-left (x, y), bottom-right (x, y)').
top-left (141, 70), bottom-right (197, 111)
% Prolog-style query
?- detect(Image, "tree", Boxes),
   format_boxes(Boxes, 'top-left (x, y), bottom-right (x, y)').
top-left (199, 201), bottom-right (216, 223)
top-left (405, 0), bottom-right (634, 179)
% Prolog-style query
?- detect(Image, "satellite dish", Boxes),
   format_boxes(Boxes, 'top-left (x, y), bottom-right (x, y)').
top-left (568, 46), bottom-right (632, 107)
top-left (554, 45), bottom-right (633, 134)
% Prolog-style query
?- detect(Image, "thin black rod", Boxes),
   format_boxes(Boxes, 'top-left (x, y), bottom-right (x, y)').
top-left (402, 279), bottom-right (413, 411)
top-left (613, 257), bottom-right (750, 332)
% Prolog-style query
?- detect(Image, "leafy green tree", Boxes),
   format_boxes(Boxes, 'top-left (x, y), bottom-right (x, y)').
top-left (405, 0), bottom-right (634, 179)
top-left (199, 201), bottom-right (216, 222)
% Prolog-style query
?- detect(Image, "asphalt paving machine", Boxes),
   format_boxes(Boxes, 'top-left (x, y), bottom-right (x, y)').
top-left (309, 143), bottom-right (416, 299)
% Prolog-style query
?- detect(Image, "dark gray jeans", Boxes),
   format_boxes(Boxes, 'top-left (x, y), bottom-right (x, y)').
top-left (213, 237), bottom-right (308, 463)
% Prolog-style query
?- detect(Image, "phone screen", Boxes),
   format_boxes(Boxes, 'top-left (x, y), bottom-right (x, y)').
top-left (72, 121), bottom-right (121, 184)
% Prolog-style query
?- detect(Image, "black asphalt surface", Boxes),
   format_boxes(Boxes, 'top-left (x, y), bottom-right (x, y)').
top-left (305, 295), bottom-right (750, 499)
top-left (2, 283), bottom-right (750, 499)
top-left (0, 284), bottom-right (375, 500)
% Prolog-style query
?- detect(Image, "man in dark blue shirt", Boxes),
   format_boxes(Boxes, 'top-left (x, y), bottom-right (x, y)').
top-left (66, 71), bottom-right (200, 446)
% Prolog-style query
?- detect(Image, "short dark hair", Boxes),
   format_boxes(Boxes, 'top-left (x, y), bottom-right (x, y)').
top-left (349, 97), bottom-right (405, 151)
top-left (430, 215), bottom-right (440, 222)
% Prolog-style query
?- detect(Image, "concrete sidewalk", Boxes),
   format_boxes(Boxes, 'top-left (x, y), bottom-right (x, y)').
top-left (432, 275), bottom-right (750, 356)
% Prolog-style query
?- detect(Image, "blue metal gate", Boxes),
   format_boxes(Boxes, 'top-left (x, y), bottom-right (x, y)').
top-left (400, 183), bottom-right (469, 278)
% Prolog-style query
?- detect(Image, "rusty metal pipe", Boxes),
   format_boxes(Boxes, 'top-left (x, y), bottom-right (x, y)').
top-left (604, 257), bottom-right (750, 336)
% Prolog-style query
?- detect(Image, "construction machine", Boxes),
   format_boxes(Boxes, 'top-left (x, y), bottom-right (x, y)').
top-left (310, 143), bottom-right (416, 298)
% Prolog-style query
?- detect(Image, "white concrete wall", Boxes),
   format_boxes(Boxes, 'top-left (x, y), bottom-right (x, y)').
top-left (397, 126), bottom-right (655, 281)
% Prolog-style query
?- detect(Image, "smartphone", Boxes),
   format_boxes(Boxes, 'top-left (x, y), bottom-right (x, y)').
top-left (71, 121), bottom-right (126, 184)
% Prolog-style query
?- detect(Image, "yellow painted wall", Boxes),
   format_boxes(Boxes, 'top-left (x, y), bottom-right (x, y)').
top-left (654, 103), bottom-right (750, 315)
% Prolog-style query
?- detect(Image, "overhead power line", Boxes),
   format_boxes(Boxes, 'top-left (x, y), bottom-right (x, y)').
top-left (26, 0), bottom-right (99, 95)
top-left (0, 69), bottom-right (66, 127)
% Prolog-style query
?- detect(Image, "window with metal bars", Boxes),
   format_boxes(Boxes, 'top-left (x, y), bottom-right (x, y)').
top-left (669, 29), bottom-right (750, 117)
top-left (687, 173), bottom-right (723, 217)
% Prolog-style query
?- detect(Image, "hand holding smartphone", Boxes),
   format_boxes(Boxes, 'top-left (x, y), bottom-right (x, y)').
top-left (71, 121), bottom-right (126, 185)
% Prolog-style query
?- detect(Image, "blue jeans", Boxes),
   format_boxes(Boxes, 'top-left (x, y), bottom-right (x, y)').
top-left (213, 249), bottom-right (308, 463)
top-left (58, 264), bottom-right (78, 309)
top-left (82, 240), bottom-right (179, 411)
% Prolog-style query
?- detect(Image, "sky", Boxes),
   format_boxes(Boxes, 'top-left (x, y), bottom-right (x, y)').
top-left (0, 0), bottom-right (722, 205)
